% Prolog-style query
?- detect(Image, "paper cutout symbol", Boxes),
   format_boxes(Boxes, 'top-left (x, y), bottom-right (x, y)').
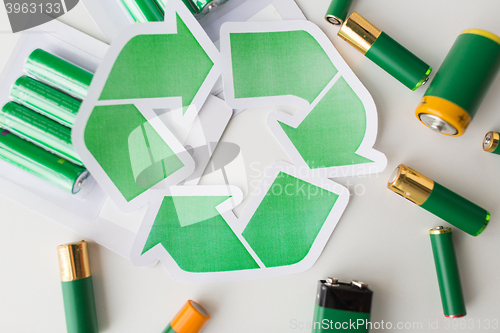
top-left (74, 2), bottom-right (387, 282)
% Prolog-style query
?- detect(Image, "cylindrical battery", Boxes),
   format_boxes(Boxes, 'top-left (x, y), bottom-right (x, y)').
top-left (0, 129), bottom-right (87, 194)
top-left (387, 164), bottom-right (490, 236)
top-left (156, 0), bottom-right (229, 17)
top-left (10, 76), bottom-right (81, 128)
top-left (483, 131), bottom-right (500, 155)
top-left (25, 49), bottom-right (93, 101)
top-left (430, 227), bottom-right (466, 318)
top-left (325, 0), bottom-right (353, 25)
top-left (312, 278), bottom-right (372, 332)
top-left (58, 241), bottom-right (99, 333)
top-left (338, 12), bottom-right (432, 90)
top-left (162, 300), bottom-right (210, 333)
top-left (416, 30), bottom-right (500, 136)
top-left (0, 102), bottom-right (83, 166)
top-left (120, 0), bottom-right (164, 22)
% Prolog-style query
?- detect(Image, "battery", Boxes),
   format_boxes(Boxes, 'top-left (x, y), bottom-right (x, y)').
top-left (312, 278), bottom-right (372, 332)
top-left (0, 102), bottom-right (83, 166)
top-left (120, 0), bottom-right (164, 23)
top-left (0, 129), bottom-right (88, 194)
top-left (162, 300), bottom-right (210, 333)
top-left (416, 29), bottom-right (500, 136)
top-left (483, 131), bottom-right (500, 155)
top-left (387, 164), bottom-right (490, 236)
top-left (10, 76), bottom-right (81, 128)
top-left (25, 49), bottom-right (93, 101)
top-left (325, 0), bottom-right (353, 26)
top-left (338, 12), bottom-right (432, 90)
top-left (430, 227), bottom-right (466, 318)
top-left (155, 0), bottom-right (229, 17)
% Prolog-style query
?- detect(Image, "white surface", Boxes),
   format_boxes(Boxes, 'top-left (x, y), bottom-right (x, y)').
top-left (1, 1), bottom-right (500, 332)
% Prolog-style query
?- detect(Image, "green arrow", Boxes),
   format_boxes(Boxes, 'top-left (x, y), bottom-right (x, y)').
top-left (241, 172), bottom-right (339, 267)
top-left (98, 14), bottom-right (214, 109)
top-left (84, 104), bottom-right (184, 202)
top-left (280, 77), bottom-right (373, 168)
top-left (142, 196), bottom-right (259, 272)
top-left (230, 30), bottom-right (338, 103)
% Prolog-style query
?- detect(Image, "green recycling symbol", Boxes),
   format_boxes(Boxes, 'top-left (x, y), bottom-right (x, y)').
top-left (73, 0), bottom-right (386, 282)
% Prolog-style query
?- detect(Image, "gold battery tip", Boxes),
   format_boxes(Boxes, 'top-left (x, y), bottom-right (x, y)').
top-left (338, 11), bottom-right (381, 54)
top-left (387, 164), bottom-right (434, 206)
top-left (483, 131), bottom-right (499, 152)
top-left (429, 226), bottom-right (452, 235)
top-left (58, 240), bottom-right (91, 282)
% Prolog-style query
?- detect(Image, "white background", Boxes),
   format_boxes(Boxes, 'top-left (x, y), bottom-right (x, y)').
top-left (1, 0), bottom-right (500, 332)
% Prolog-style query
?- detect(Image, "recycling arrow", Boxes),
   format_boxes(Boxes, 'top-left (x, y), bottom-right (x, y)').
top-left (73, 0), bottom-right (220, 211)
top-left (221, 21), bottom-right (387, 177)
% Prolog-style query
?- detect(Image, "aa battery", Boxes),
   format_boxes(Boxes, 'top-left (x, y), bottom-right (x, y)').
top-left (120, 0), bottom-right (163, 23)
top-left (430, 227), bottom-right (466, 318)
top-left (387, 164), bottom-right (490, 236)
top-left (58, 241), bottom-right (99, 333)
top-left (338, 12), bottom-right (432, 90)
top-left (25, 49), bottom-right (93, 101)
top-left (0, 130), bottom-right (87, 194)
top-left (483, 131), bottom-right (500, 155)
top-left (325, 0), bottom-right (353, 25)
top-left (312, 278), bottom-right (372, 333)
top-left (0, 102), bottom-right (83, 166)
top-left (162, 300), bottom-right (210, 333)
top-left (416, 30), bottom-right (500, 136)
top-left (10, 76), bottom-right (81, 128)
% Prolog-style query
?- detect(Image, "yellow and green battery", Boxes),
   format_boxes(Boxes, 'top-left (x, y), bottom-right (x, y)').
top-left (483, 131), bottom-right (500, 155)
top-left (430, 227), bottom-right (466, 318)
top-left (162, 300), bottom-right (210, 333)
top-left (58, 241), bottom-right (99, 333)
top-left (416, 29), bottom-right (500, 136)
top-left (338, 12), bottom-right (431, 91)
top-left (10, 75), bottom-right (81, 128)
top-left (0, 129), bottom-right (87, 194)
top-left (25, 49), bottom-right (93, 101)
top-left (0, 102), bottom-right (83, 166)
top-left (312, 278), bottom-right (372, 332)
top-left (324, 0), bottom-right (353, 25)
top-left (387, 164), bottom-right (490, 236)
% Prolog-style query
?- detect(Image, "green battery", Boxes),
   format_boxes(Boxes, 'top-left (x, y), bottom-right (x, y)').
top-left (0, 129), bottom-right (87, 194)
top-left (312, 278), bottom-right (372, 332)
top-left (120, 0), bottom-right (163, 22)
top-left (338, 12), bottom-right (432, 90)
top-left (430, 227), bottom-right (466, 318)
top-left (416, 30), bottom-right (500, 136)
top-left (58, 241), bottom-right (99, 333)
top-left (25, 49), bottom-right (93, 101)
top-left (325, 0), bottom-right (353, 26)
top-left (10, 75), bottom-right (81, 128)
top-left (155, 0), bottom-right (229, 18)
top-left (483, 131), bottom-right (500, 155)
top-left (0, 102), bottom-right (83, 166)
top-left (388, 164), bottom-right (490, 236)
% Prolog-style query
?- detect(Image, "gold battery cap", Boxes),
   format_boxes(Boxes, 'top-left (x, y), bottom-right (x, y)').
top-left (483, 131), bottom-right (499, 152)
top-left (387, 164), bottom-right (434, 206)
top-left (171, 300), bottom-right (210, 333)
top-left (429, 226), bottom-right (452, 235)
top-left (58, 240), bottom-right (91, 282)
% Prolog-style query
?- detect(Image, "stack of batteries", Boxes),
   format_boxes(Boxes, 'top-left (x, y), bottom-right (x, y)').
top-left (120, 0), bottom-right (230, 22)
top-left (0, 49), bottom-right (92, 194)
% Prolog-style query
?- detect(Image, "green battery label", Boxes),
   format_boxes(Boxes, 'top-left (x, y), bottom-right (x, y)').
top-left (0, 102), bottom-right (83, 166)
top-left (0, 130), bottom-right (87, 194)
top-left (11, 76), bottom-right (81, 128)
top-left (430, 227), bottom-right (466, 318)
top-left (25, 49), bottom-right (93, 101)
